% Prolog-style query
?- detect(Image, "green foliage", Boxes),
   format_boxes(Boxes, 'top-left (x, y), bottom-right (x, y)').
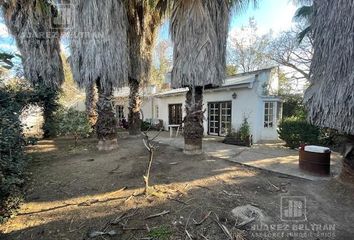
top-left (278, 117), bottom-right (320, 149)
top-left (239, 117), bottom-right (251, 141)
top-left (0, 83), bottom-right (34, 221)
top-left (148, 226), bottom-right (172, 240)
top-left (281, 94), bottom-right (307, 118)
top-left (55, 108), bottom-right (93, 144)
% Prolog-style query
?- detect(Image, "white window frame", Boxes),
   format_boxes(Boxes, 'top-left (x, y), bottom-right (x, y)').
top-left (264, 101), bottom-right (274, 128)
top-left (116, 105), bottom-right (124, 121)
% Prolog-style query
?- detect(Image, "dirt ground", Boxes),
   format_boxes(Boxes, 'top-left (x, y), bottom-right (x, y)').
top-left (1, 136), bottom-right (354, 240)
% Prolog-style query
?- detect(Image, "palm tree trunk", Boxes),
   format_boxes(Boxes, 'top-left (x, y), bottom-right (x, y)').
top-left (85, 83), bottom-right (98, 129)
top-left (184, 86), bottom-right (204, 155)
top-left (339, 136), bottom-right (354, 184)
top-left (128, 77), bottom-right (142, 135)
top-left (96, 80), bottom-right (118, 151)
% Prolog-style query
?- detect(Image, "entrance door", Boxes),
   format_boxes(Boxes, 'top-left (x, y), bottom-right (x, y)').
top-left (208, 101), bottom-right (232, 136)
top-left (208, 103), bottom-right (220, 135)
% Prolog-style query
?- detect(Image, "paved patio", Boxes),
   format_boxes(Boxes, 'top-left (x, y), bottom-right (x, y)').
top-left (152, 132), bottom-right (342, 181)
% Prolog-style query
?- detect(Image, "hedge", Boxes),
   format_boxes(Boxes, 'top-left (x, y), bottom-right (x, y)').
top-left (278, 117), bottom-right (320, 149)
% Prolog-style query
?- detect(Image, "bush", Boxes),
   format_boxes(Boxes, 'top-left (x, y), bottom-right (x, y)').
top-left (278, 117), bottom-right (320, 149)
top-left (0, 83), bottom-right (33, 222)
top-left (224, 117), bottom-right (252, 147)
top-left (55, 107), bottom-right (93, 145)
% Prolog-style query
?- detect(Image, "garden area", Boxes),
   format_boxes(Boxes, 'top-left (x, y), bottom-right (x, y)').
top-left (1, 136), bottom-right (354, 240)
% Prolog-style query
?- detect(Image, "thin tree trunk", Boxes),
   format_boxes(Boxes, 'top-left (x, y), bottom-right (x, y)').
top-left (96, 80), bottom-right (118, 151)
top-left (339, 135), bottom-right (354, 184)
top-left (184, 86), bottom-right (204, 155)
top-left (128, 77), bottom-right (142, 135)
top-left (85, 82), bottom-right (98, 129)
top-left (42, 99), bottom-right (57, 139)
top-left (42, 87), bottom-right (60, 139)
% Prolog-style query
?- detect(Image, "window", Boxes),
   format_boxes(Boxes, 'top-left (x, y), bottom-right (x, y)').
top-left (264, 102), bottom-right (274, 128)
top-left (168, 104), bottom-right (182, 125)
top-left (155, 105), bottom-right (159, 119)
top-left (116, 105), bottom-right (124, 121)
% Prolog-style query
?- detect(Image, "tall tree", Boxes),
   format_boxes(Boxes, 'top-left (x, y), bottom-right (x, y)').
top-left (227, 17), bottom-right (272, 73)
top-left (125, 0), bottom-right (166, 135)
top-left (68, 0), bottom-right (128, 150)
top-left (1, 0), bottom-right (64, 138)
top-left (305, 0), bottom-right (354, 183)
top-left (266, 26), bottom-right (312, 82)
top-left (170, 0), bottom-right (232, 154)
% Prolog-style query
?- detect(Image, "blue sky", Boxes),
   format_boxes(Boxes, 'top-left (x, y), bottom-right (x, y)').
top-left (1, 0), bottom-right (297, 55)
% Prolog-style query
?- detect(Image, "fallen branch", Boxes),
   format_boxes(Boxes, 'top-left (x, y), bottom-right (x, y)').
top-left (145, 210), bottom-right (170, 219)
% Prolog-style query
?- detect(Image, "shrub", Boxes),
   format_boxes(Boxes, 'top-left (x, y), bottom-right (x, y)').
top-left (0, 83), bottom-right (33, 222)
top-left (278, 117), bottom-right (320, 149)
top-left (55, 107), bottom-right (93, 145)
top-left (239, 117), bottom-right (251, 141)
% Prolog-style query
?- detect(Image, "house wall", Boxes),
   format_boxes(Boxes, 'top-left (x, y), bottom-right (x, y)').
top-left (141, 87), bottom-right (280, 142)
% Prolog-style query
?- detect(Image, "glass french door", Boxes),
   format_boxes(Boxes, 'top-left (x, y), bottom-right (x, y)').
top-left (208, 103), bottom-right (220, 135)
top-left (208, 102), bottom-right (232, 136)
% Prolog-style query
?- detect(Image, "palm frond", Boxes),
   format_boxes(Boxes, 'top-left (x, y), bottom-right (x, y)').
top-left (1, 0), bottom-right (64, 89)
top-left (294, 5), bottom-right (313, 21)
top-left (305, 0), bottom-right (354, 134)
top-left (68, 0), bottom-right (129, 92)
top-left (170, 0), bottom-right (229, 88)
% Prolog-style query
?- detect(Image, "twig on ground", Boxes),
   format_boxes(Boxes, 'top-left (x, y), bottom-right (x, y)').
top-left (214, 213), bottom-right (233, 240)
top-left (88, 230), bottom-right (117, 238)
top-left (145, 210), bottom-right (170, 219)
top-left (185, 229), bottom-right (193, 240)
top-left (193, 211), bottom-right (212, 226)
top-left (266, 179), bottom-right (280, 191)
top-left (167, 196), bottom-right (189, 205)
top-left (199, 233), bottom-right (209, 240)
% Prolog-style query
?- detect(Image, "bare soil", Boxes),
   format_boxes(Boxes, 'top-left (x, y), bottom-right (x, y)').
top-left (1, 136), bottom-right (354, 240)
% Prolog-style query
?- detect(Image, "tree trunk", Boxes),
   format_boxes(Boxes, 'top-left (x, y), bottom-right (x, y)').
top-left (184, 86), bottom-right (204, 155)
top-left (42, 87), bottom-right (60, 139)
top-left (128, 77), bottom-right (142, 135)
top-left (42, 99), bottom-right (57, 139)
top-left (339, 135), bottom-right (354, 184)
top-left (96, 81), bottom-right (118, 151)
top-left (85, 82), bottom-right (98, 129)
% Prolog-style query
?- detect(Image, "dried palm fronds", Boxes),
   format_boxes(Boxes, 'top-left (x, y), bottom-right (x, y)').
top-left (305, 0), bottom-right (354, 134)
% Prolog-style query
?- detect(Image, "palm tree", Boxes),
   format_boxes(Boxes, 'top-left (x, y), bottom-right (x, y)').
top-left (1, 0), bottom-right (64, 138)
top-left (170, 0), bottom-right (254, 154)
top-left (125, 0), bottom-right (166, 135)
top-left (305, 0), bottom-right (354, 183)
top-left (68, 0), bottom-right (128, 150)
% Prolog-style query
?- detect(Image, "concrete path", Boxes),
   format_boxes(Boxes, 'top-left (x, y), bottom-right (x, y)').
top-left (153, 132), bottom-right (342, 181)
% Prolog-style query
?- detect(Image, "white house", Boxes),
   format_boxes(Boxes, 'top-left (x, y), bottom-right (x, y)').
top-left (113, 67), bottom-right (283, 143)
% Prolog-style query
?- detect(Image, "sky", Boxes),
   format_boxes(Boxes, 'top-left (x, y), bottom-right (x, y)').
top-left (0, 0), bottom-right (298, 59)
